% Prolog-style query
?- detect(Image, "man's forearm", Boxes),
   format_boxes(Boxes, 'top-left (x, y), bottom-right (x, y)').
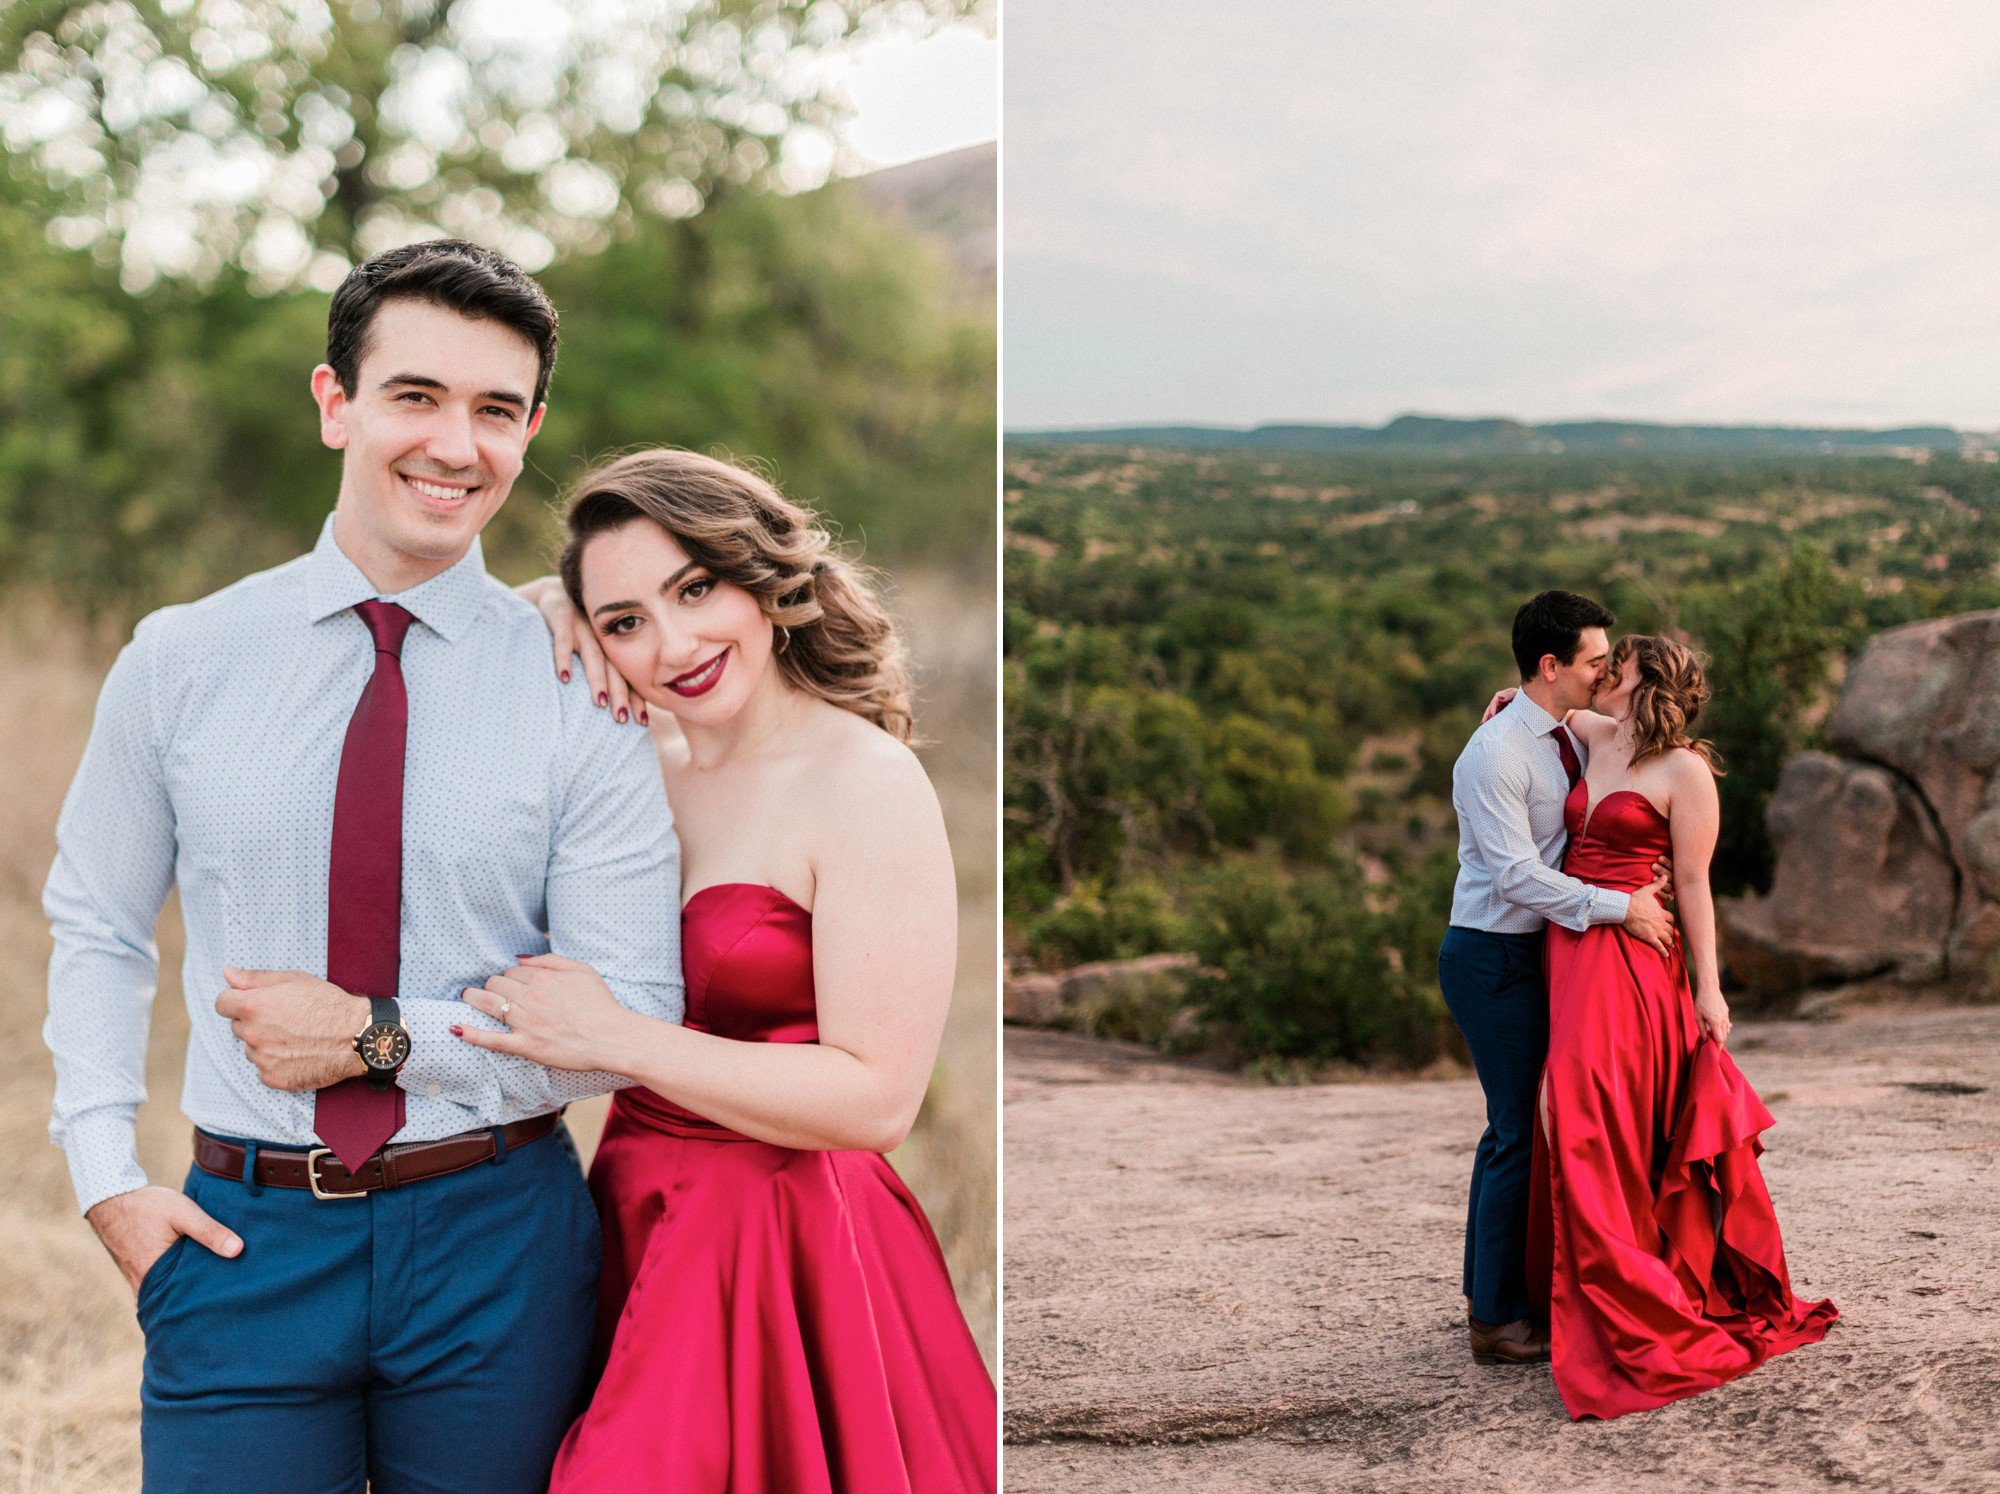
top-left (43, 627), bottom-right (179, 1215)
top-left (1493, 856), bottom-right (1630, 931)
top-left (45, 869), bottom-right (165, 1214)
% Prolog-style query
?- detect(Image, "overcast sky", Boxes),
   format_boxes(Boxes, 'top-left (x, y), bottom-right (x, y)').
top-left (1005, 1), bottom-right (2000, 430)
top-left (843, 21), bottom-right (996, 169)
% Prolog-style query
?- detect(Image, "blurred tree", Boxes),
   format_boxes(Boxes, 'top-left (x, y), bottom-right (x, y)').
top-left (0, 162), bottom-right (993, 618)
top-left (1, 0), bottom-right (985, 291)
top-left (1199, 713), bottom-right (1347, 860)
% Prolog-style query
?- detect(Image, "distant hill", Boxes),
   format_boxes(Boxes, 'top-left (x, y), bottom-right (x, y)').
top-left (1011, 413), bottom-right (1982, 456)
top-left (856, 142), bottom-right (995, 290)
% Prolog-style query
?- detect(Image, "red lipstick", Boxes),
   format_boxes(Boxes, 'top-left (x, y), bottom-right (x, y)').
top-left (666, 648), bottom-right (728, 698)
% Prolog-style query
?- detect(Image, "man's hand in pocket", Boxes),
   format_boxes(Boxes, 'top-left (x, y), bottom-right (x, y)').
top-left (86, 1186), bottom-right (242, 1297)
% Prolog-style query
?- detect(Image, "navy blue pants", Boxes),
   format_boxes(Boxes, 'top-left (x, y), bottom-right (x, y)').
top-left (1436, 925), bottom-right (1548, 1327)
top-left (138, 1125), bottom-right (601, 1494)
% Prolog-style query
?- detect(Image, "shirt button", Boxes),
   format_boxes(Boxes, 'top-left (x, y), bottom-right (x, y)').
top-left (425, 1082), bottom-right (441, 1097)
top-left (503, 1105), bottom-right (517, 1118)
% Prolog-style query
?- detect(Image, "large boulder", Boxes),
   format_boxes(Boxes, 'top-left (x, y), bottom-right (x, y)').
top-left (1823, 610), bottom-right (2000, 876)
top-left (1718, 754), bottom-right (1954, 1001)
top-left (1721, 609), bottom-right (2000, 1008)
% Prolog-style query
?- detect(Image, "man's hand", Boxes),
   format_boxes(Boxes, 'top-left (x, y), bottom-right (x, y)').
top-left (1622, 872), bottom-right (1677, 956)
top-left (217, 967), bottom-right (370, 1091)
top-left (86, 1185), bottom-right (242, 1297)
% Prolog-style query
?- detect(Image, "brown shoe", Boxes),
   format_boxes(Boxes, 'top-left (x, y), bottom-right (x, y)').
top-left (1468, 1316), bottom-right (1550, 1365)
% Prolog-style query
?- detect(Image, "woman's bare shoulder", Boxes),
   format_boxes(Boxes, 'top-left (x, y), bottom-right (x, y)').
top-left (798, 701), bottom-right (938, 814)
top-left (1660, 746), bottom-right (1720, 804)
top-left (788, 707), bottom-right (949, 898)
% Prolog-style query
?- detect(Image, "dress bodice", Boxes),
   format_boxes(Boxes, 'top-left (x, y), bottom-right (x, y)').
top-left (1561, 780), bottom-right (1673, 892)
top-left (613, 882), bottom-right (815, 1138)
top-left (561, 880), bottom-right (998, 1489)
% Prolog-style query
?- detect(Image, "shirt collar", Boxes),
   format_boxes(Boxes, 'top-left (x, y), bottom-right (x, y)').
top-left (1503, 686), bottom-right (1563, 738)
top-left (304, 511), bottom-right (488, 644)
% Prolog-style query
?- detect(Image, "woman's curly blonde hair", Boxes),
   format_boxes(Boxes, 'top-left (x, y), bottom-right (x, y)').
top-left (1609, 633), bottom-right (1723, 775)
top-left (558, 449), bottom-right (913, 741)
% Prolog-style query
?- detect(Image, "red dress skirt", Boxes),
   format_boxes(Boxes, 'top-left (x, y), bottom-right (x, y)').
top-left (548, 883), bottom-right (997, 1490)
top-left (1530, 784), bottom-right (1837, 1420)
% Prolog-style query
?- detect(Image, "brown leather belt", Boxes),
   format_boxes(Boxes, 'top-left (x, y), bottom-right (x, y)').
top-left (193, 1113), bottom-right (559, 1200)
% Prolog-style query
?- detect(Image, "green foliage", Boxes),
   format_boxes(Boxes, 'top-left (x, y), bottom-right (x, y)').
top-left (1018, 877), bottom-right (1187, 971)
top-left (1415, 707), bottom-right (1482, 799)
top-left (1, 0), bottom-right (982, 286)
top-left (1199, 713), bottom-right (1349, 858)
top-left (0, 175), bottom-right (992, 624)
top-left (1183, 853), bottom-right (1455, 1069)
top-left (1006, 441), bottom-right (2000, 1070)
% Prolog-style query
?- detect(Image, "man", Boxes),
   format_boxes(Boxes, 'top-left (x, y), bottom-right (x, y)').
top-left (1438, 590), bottom-right (1674, 1366)
top-left (43, 240), bottom-right (681, 1492)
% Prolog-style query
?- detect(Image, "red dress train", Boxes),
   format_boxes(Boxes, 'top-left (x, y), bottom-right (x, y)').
top-left (1530, 784), bottom-right (1837, 1420)
top-left (549, 883), bottom-right (997, 1491)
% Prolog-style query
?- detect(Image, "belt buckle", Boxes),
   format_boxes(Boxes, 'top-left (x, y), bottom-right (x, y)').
top-left (305, 1147), bottom-right (366, 1201)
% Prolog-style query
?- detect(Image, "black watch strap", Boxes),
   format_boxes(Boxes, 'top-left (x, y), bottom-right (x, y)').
top-left (361, 997), bottom-right (406, 1091)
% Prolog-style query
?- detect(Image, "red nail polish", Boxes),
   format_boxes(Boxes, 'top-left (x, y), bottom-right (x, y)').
top-left (616, 708), bottom-right (628, 723)
top-left (560, 670), bottom-right (570, 683)
top-left (596, 692), bottom-right (608, 707)
top-left (449, 1024), bottom-right (464, 1036)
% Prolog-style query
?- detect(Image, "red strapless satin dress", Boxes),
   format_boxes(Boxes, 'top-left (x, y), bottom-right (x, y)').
top-left (1530, 783), bottom-right (1837, 1421)
top-left (548, 883), bottom-right (997, 1492)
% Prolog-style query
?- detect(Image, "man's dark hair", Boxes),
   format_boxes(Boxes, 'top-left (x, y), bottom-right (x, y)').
top-left (1512, 590), bottom-right (1615, 679)
top-left (326, 238), bottom-right (559, 410)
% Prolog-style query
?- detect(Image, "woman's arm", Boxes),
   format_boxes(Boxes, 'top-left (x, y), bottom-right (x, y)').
top-left (515, 575), bottom-right (644, 725)
top-left (456, 738), bottom-right (958, 1152)
top-left (1665, 752), bottom-right (1730, 1044)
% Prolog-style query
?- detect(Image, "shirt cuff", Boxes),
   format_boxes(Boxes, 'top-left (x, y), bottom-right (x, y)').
top-left (61, 1108), bottom-right (150, 1217)
top-left (1589, 887), bottom-right (1633, 926)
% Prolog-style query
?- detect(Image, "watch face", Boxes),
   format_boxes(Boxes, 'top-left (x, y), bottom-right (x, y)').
top-left (360, 1023), bottom-right (411, 1071)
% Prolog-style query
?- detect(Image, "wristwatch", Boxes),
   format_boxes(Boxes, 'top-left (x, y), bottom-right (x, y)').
top-left (353, 998), bottom-right (411, 1090)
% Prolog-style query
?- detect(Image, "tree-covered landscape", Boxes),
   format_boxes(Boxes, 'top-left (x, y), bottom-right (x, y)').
top-left (1005, 440), bottom-right (2000, 1070)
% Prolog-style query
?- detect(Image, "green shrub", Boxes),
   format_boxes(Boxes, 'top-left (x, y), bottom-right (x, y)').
top-left (1021, 877), bottom-right (1187, 969)
top-left (1184, 853), bottom-right (1454, 1068)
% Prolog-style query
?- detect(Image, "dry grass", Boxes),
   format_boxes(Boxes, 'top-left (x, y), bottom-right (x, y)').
top-left (0, 574), bottom-right (995, 1487)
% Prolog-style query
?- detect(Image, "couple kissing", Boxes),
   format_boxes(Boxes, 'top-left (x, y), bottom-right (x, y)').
top-left (1440, 589), bottom-right (1838, 1420)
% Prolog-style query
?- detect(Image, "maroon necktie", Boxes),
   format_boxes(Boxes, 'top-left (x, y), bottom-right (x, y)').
top-left (1552, 726), bottom-right (1582, 788)
top-left (315, 600), bottom-right (414, 1171)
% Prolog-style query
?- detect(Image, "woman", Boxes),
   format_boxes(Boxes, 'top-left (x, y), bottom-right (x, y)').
top-left (1523, 634), bottom-right (1837, 1420)
top-left (454, 449), bottom-right (996, 1490)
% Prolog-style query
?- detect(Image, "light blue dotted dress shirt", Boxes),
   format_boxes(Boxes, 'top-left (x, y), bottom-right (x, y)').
top-left (1448, 688), bottom-right (1632, 935)
top-left (44, 514), bottom-right (683, 1214)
